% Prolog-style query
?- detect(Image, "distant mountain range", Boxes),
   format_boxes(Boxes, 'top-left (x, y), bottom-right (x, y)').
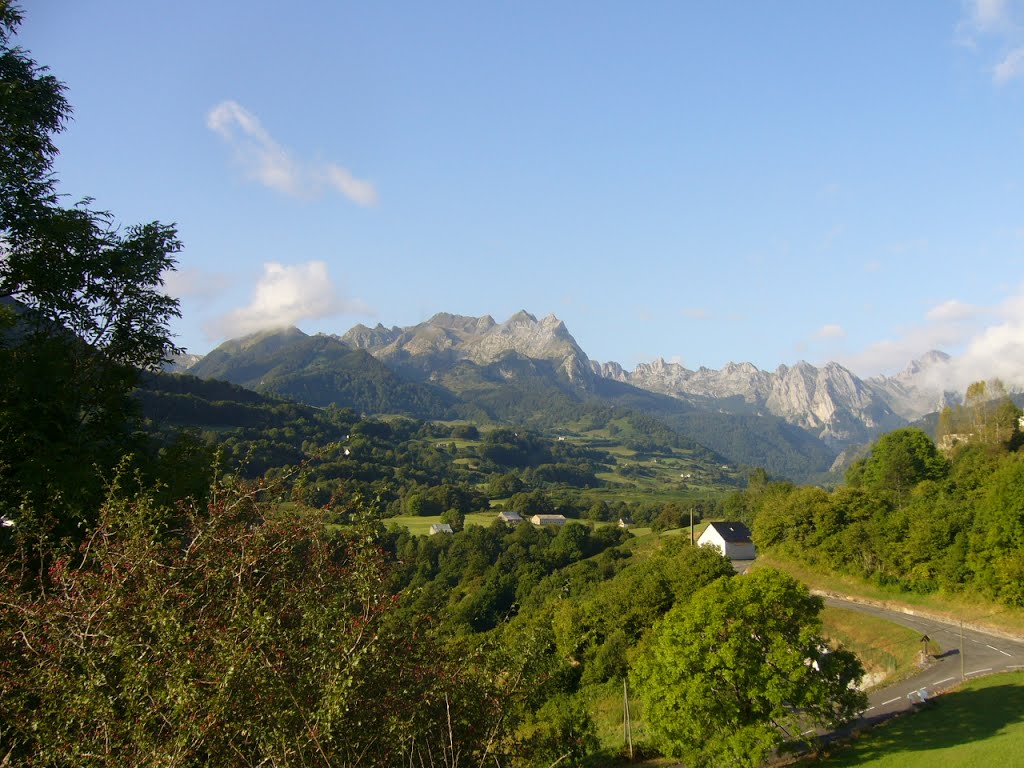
top-left (170, 311), bottom-right (992, 481)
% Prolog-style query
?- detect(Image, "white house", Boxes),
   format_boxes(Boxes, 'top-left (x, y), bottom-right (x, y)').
top-left (697, 521), bottom-right (755, 560)
top-left (429, 523), bottom-right (454, 535)
top-left (530, 514), bottom-right (567, 527)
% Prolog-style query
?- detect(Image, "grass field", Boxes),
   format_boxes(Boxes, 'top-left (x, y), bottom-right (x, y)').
top-left (799, 672), bottom-right (1024, 767)
top-left (820, 606), bottom-right (925, 689)
top-left (385, 511), bottom-right (499, 535)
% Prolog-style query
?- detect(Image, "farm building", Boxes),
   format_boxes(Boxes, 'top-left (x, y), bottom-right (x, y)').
top-left (530, 514), bottom-right (567, 527)
top-left (697, 521), bottom-right (755, 559)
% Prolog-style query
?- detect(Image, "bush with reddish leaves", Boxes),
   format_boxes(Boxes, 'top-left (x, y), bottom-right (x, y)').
top-left (0, 473), bottom-right (511, 766)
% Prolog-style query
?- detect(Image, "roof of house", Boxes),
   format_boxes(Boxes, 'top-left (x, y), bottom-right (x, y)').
top-left (429, 523), bottom-right (454, 534)
top-left (499, 510), bottom-right (523, 520)
top-left (703, 521), bottom-right (753, 543)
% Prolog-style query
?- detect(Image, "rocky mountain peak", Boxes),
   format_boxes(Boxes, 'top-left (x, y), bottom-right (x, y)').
top-left (505, 309), bottom-right (539, 327)
top-left (341, 323), bottom-right (401, 350)
top-left (464, 311), bottom-right (591, 384)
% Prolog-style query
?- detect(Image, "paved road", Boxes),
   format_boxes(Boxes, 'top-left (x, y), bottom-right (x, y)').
top-left (817, 596), bottom-right (1024, 734)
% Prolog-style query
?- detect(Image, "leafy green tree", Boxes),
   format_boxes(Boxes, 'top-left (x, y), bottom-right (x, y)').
top-left (487, 471), bottom-right (523, 499)
top-left (633, 569), bottom-right (865, 767)
top-left (585, 499), bottom-right (610, 521)
top-left (851, 428), bottom-right (947, 505)
top-left (440, 506), bottom-right (465, 531)
top-left (0, 5), bottom-right (182, 548)
top-left (522, 694), bottom-right (599, 767)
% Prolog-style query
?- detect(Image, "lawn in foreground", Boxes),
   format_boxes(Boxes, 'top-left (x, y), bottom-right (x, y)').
top-left (803, 671), bottom-right (1024, 767)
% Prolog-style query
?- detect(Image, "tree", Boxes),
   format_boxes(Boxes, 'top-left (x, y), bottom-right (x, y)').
top-left (584, 499), bottom-right (609, 521)
top-left (0, 5), bottom-right (182, 548)
top-left (852, 428), bottom-right (947, 505)
top-left (633, 569), bottom-right (865, 767)
top-left (440, 506), bottom-right (465, 531)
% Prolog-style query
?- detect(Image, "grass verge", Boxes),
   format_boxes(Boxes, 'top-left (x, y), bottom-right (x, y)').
top-left (797, 671), bottom-right (1024, 767)
top-left (753, 553), bottom-right (1024, 638)
top-left (820, 606), bottom-right (924, 689)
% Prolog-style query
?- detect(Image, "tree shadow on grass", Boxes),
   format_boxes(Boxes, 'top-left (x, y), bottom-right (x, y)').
top-left (817, 683), bottom-right (1024, 766)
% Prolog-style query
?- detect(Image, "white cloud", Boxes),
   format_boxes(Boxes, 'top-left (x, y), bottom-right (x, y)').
top-left (974, 0), bottom-right (1011, 30)
top-left (841, 286), bottom-right (1024, 390)
top-left (815, 324), bottom-right (846, 339)
top-left (207, 261), bottom-right (372, 339)
top-left (207, 100), bottom-right (377, 206)
top-left (952, 288), bottom-right (1024, 387)
top-left (956, 1), bottom-right (1024, 82)
top-left (994, 46), bottom-right (1024, 82)
top-left (957, 0), bottom-right (1012, 45)
top-left (322, 164), bottom-right (379, 207)
top-left (925, 298), bottom-right (980, 322)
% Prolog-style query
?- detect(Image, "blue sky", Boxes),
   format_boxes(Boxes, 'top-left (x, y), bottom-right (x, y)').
top-left (15, 1), bottom-right (1024, 382)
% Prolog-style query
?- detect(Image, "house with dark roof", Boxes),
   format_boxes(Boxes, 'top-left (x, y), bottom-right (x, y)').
top-left (697, 521), bottom-right (755, 560)
top-left (498, 510), bottom-right (523, 525)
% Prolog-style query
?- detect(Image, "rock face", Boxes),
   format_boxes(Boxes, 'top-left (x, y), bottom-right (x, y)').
top-left (590, 356), bottom-right (904, 446)
top-left (163, 352), bottom-right (203, 373)
top-left (340, 310), bottom-right (594, 387)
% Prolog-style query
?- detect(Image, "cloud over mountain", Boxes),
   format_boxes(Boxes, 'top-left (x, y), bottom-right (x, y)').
top-left (207, 261), bottom-right (370, 339)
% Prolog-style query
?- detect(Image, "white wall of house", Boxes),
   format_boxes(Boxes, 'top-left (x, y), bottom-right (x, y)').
top-left (697, 526), bottom-right (756, 559)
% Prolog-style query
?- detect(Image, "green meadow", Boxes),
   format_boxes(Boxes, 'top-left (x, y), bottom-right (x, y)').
top-left (802, 672), bottom-right (1024, 767)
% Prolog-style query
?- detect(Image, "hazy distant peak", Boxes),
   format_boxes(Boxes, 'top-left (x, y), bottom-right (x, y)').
top-left (897, 350), bottom-right (951, 379)
top-left (225, 325), bottom-right (307, 352)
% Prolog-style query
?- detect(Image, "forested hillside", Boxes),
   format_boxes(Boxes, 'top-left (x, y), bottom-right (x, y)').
top-left (136, 370), bottom-right (735, 524)
top-left (739, 390), bottom-right (1024, 607)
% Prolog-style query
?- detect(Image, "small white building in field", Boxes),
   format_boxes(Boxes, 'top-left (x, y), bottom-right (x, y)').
top-left (697, 521), bottom-right (755, 560)
top-left (429, 523), bottom-right (454, 535)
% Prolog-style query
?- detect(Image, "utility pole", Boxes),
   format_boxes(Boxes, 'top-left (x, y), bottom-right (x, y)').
top-left (623, 679), bottom-right (633, 760)
top-left (690, 507), bottom-right (694, 546)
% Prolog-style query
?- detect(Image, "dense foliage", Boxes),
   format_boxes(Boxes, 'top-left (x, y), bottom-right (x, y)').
top-left (633, 569), bottom-right (865, 767)
top-left (0, 476), bottom-right (512, 766)
top-left (749, 404), bottom-right (1024, 606)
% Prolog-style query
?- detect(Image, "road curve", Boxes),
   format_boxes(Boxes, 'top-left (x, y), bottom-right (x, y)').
top-left (821, 595), bottom-right (1024, 729)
